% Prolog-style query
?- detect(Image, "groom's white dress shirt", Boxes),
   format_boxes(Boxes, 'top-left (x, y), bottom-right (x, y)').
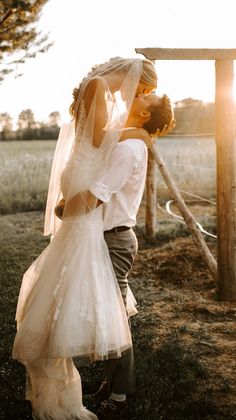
top-left (89, 139), bottom-right (148, 231)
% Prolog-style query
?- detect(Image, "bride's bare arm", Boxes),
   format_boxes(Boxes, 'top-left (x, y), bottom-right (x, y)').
top-left (54, 192), bottom-right (102, 219)
top-left (83, 78), bottom-right (107, 148)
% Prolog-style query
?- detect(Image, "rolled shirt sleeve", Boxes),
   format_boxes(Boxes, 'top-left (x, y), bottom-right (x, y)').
top-left (89, 143), bottom-right (136, 203)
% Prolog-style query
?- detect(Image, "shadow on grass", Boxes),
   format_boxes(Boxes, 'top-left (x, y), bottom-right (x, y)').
top-left (79, 319), bottom-right (230, 420)
top-left (131, 324), bottom-right (215, 420)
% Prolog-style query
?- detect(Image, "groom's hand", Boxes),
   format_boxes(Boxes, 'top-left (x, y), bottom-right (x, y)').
top-left (155, 119), bottom-right (176, 138)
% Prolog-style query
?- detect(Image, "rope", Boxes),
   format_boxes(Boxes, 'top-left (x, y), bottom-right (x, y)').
top-left (177, 189), bottom-right (216, 205)
top-left (153, 148), bottom-right (217, 238)
top-left (157, 203), bottom-right (186, 225)
top-left (156, 179), bottom-right (216, 206)
top-left (165, 200), bottom-right (217, 239)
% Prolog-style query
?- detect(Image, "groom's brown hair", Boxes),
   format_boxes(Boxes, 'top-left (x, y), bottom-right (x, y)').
top-left (143, 94), bottom-right (174, 134)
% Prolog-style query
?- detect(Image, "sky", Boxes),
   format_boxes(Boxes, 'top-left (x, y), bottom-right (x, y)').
top-left (1, 0), bottom-right (236, 124)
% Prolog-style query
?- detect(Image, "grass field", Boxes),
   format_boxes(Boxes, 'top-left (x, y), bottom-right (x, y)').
top-left (156, 135), bottom-right (216, 201)
top-left (0, 137), bottom-right (216, 215)
top-left (0, 140), bottom-right (56, 214)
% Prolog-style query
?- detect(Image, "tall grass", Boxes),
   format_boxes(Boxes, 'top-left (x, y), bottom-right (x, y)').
top-left (156, 136), bottom-right (216, 201)
top-left (0, 137), bottom-right (216, 215)
top-left (0, 140), bottom-right (56, 214)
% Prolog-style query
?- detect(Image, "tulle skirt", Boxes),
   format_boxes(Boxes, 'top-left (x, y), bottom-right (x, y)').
top-left (25, 358), bottom-right (97, 420)
top-left (12, 207), bottom-right (137, 419)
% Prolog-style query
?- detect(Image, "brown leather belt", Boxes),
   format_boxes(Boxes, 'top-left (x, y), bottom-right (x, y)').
top-left (104, 226), bottom-right (130, 234)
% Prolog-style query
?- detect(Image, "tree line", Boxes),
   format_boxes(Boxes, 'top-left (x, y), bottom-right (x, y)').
top-left (0, 109), bottom-right (61, 140)
top-left (0, 98), bottom-right (221, 140)
top-left (173, 98), bottom-right (216, 135)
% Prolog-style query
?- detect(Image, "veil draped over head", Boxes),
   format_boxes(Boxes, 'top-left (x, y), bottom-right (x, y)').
top-left (44, 57), bottom-right (157, 237)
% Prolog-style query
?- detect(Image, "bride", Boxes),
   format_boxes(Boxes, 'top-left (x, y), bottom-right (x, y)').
top-left (12, 57), bottom-right (157, 420)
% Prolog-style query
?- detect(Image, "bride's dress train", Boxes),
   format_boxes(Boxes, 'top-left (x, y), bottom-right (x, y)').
top-left (26, 358), bottom-right (97, 420)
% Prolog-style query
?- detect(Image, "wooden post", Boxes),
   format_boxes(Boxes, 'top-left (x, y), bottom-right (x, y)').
top-left (145, 150), bottom-right (157, 238)
top-left (136, 48), bottom-right (236, 60)
top-left (145, 58), bottom-right (157, 239)
top-left (215, 60), bottom-right (236, 301)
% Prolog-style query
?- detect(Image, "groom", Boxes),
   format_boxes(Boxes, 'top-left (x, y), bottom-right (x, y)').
top-left (55, 94), bottom-right (174, 419)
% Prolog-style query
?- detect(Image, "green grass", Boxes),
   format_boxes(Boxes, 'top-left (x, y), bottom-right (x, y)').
top-left (0, 140), bottom-right (56, 214)
top-left (0, 212), bottom-right (50, 420)
top-left (130, 327), bottom-right (216, 420)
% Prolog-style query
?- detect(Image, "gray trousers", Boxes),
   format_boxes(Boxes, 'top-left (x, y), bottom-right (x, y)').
top-left (104, 228), bottom-right (138, 395)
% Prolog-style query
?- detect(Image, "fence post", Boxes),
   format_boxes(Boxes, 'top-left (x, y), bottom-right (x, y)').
top-left (215, 59), bottom-right (236, 301)
top-left (145, 150), bottom-right (157, 238)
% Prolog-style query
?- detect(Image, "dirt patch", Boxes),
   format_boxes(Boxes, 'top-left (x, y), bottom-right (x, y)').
top-left (129, 235), bottom-right (236, 418)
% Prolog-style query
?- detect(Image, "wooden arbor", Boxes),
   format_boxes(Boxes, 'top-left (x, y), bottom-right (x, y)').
top-left (136, 48), bottom-right (236, 302)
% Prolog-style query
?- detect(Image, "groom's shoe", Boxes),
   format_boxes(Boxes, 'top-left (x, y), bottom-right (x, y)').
top-left (97, 398), bottom-right (128, 419)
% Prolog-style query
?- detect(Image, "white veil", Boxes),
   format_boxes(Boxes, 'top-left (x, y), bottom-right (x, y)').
top-left (44, 57), bottom-right (157, 237)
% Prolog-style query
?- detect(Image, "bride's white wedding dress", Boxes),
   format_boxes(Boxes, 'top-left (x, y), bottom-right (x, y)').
top-left (13, 143), bottom-right (137, 420)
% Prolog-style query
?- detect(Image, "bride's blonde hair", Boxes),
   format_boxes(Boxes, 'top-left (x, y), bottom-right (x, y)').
top-left (69, 57), bottom-right (157, 120)
top-left (140, 59), bottom-right (157, 87)
top-left (69, 87), bottom-right (81, 119)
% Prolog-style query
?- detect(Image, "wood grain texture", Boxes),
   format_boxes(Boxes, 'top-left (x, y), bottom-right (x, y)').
top-left (215, 59), bottom-right (236, 301)
top-left (136, 48), bottom-right (236, 60)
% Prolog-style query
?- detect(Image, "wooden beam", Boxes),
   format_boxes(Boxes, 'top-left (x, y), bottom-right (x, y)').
top-left (136, 48), bottom-right (236, 61)
top-left (215, 60), bottom-right (236, 301)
